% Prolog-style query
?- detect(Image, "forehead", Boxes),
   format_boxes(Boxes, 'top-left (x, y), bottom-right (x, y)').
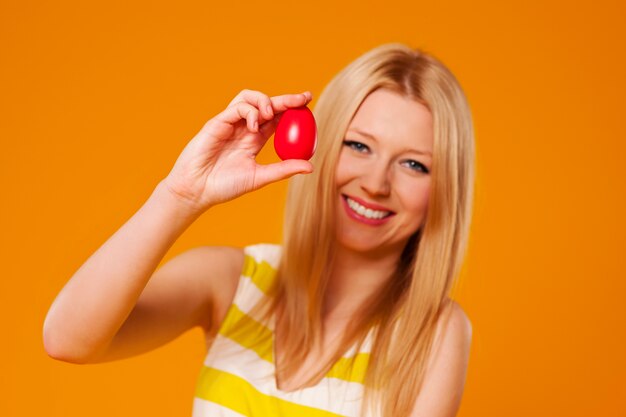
top-left (348, 89), bottom-right (433, 154)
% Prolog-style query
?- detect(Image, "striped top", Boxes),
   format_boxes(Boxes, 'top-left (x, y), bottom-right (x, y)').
top-left (192, 243), bottom-right (376, 417)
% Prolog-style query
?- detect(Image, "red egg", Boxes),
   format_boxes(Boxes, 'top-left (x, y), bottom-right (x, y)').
top-left (273, 106), bottom-right (317, 160)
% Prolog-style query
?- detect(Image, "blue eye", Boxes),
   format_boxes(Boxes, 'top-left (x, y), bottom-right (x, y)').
top-left (343, 140), bottom-right (370, 153)
top-left (403, 160), bottom-right (430, 174)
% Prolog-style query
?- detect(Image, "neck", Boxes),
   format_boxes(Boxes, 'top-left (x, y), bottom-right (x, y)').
top-left (324, 244), bottom-right (402, 320)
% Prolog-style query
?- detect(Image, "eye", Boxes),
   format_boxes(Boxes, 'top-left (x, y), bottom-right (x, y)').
top-left (343, 140), bottom-right (370, 153)
top-left (402, 159), bottom-right (430, 174)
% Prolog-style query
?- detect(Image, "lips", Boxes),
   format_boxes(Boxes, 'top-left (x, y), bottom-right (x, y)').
top-left (341, 194), bottom-right (396, 225)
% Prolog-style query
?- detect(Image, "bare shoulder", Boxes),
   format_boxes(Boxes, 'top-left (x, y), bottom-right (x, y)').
top-left (181, 246), bottom-right (244, 328)
top-left (149, 245), bottom-right (244, 332)
top-left (184, 245), bottom-right (244, 282)
top-left (430, 299), bottom-right (473, 371)
top-left (408, 299), bottom-right (473, 416)
top-left (437, 299), bottom-right (473, 344)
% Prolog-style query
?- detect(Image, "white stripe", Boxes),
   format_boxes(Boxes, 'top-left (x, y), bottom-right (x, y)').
top-left (203, 335), bottom-right (365, 416)
top-left (192, 397), bottom-right (247, 417)
top-left (232, 274), bottom-right (274, 330)
top-left (232, 275), bottom-right (376, 350)
top-left (244, 244), bottom-right (282, 269)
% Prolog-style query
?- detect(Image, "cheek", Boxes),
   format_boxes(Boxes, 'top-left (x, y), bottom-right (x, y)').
top-left (335, 152), bottom-right (360, 187)
top-left (399, 180), bottom-right (431, 215)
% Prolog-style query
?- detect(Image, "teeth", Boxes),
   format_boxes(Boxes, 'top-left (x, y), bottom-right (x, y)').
top-left (346, 197), bottom-right (390, 220)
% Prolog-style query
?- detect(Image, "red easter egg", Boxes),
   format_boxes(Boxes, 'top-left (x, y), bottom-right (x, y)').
top-left (273, 107), bottom-right (317, 160)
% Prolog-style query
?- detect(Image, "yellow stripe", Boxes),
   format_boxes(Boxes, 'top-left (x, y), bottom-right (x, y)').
top-left (241, 255), bottom-right (277, 294)
top-left (326, 353), bottom-right (371, 384)
top-left (195, 367), bottom-right (345, 417)
top-left (218, 303), bottom-right (371, 383)
top-left (241, 254), bottom-right (256, 279)
top-left (234, 252), bottom-right (371, 385)
top-left (219, 304), bottom-right (273, 363)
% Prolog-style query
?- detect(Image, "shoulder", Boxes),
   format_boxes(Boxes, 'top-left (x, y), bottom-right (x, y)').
top-left (408, 299), bottom-right (472, 417)
top-left (178, 246), bottom-right (244, 331)
top-left (183, 245), bottom-right (245, 283)
top-left (436, 299), bottom-right (472, 346)
top-left (429, 299), bottom-right (472, 374)
top-left (243, 243), bottom-right (282, 268)
top-left (204, 243), bottom-right (281, 331)
top-left (238, 243), bottom-right (282, 296)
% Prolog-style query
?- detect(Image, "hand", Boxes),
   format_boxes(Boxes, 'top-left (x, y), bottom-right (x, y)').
top-left (162, 89), bottom-right (314, 213)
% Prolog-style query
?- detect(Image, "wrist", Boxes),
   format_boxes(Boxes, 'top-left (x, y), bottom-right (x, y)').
top-left (151, 180), bottom-right (207, 223)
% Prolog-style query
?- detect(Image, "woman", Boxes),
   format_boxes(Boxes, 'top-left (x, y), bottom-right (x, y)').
top-left (44, 43), bottom-right (475, 417)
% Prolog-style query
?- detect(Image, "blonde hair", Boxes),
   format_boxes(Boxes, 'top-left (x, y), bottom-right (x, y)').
top-left (260, 43), bottom-right (475, 417)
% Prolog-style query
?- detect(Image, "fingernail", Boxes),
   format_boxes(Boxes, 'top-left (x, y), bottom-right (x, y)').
top-left (254, 121), bottom-right (259, 131)
top-left (266, 105), bottom-right (273, 116)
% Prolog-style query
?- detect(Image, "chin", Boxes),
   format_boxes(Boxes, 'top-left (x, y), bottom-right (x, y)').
top-left (337, 239), bottom-right (379, 254)
top-left (335, 233), bottom-right (403, 258)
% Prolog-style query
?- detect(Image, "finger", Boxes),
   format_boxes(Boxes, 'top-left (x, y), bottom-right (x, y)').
top-left (215, 101), bottom-right (260, 132)
top-left (269, 91), bottom-right (313, 113)
top-left (258, 113), bottom-right (283, 139)
top-left (254, 160), bottom-right (314, 189)
top-left (227, 88), bottom-right (250, 106)
top-left (228, 89), bottom-right (274, 122)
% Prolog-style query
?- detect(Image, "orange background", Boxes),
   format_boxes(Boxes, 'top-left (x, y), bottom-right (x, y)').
top-left (1, 0), bottom-right (625, 416)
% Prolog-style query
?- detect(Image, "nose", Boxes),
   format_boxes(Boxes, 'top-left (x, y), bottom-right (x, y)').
top-left (360, 161), bottom-right (391, 197)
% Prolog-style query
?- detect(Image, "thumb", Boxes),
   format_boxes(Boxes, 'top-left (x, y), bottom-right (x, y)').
top-left (254, 160), bottom-right (314, 189)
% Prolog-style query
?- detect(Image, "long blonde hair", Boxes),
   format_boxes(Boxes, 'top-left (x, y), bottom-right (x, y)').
top-left (262, 43), bottom-right (475, 417)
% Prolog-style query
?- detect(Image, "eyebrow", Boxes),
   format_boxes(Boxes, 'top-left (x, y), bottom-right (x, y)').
top-left (347, 128), bottom-right (433, 157)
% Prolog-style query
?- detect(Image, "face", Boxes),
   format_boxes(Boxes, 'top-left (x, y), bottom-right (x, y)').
top-left (335, 88), bottom-right (433, 258)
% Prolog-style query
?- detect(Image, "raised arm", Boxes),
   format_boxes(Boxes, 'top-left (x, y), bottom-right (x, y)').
top-left (43, 89), bottom-right (314, 364)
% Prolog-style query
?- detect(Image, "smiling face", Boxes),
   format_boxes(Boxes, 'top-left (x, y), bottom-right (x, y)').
top-left (335, 88), bottom-right (434, 258)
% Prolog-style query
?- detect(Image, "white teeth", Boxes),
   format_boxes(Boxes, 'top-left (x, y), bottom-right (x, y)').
top-left (346, 197), bottom-right (391, 220)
